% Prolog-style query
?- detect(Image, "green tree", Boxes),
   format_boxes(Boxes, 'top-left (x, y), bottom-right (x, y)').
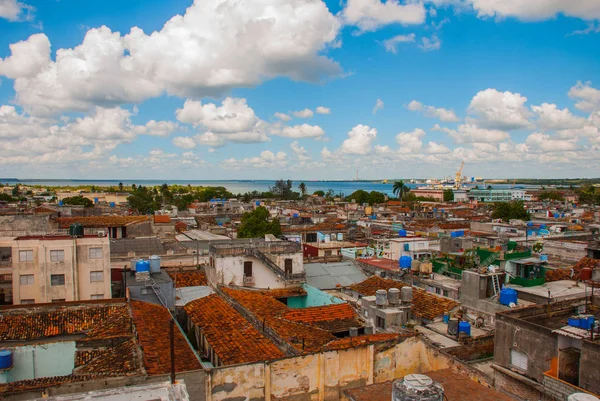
top-left (11, 184), bottom-right (20, 196)
top-left (271, 179), bottom-right (297, 199)
top-left (538, 190), bottom-right (564, 202)
top-left (491, 200), bottom-right (530, 222)
top-left (62, 196), bottom-right (94, 207)
top-left (325, 189), bottom-right (335, 200)
top-left (127, 186), bottom-right (160, 214)
top-left (443, 189), bottom-right (454, 202)
top-left (368, 191), bottom-right (386, 205)
top-left (313, 190), bottom-right (325, 197)
top-left (298, 182), bottom-right (307, 197)
top-left (118, 182), bottom-right (124, 192)
top-left (347, 189), bottom-right (369, 204)
top-left (237, 207), bottom-right (282, 238)
top-left (0, 193), bottom-right (16, 202)
top-left (393, 181), bottom-right (406, 203)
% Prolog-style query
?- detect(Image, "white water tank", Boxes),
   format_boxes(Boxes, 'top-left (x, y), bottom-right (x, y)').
top-left (392, 374), bottom-right (444, 401)
top-left (568, 394), bottom-right (600, 401)
top-left (376, 289), bottom-right (388, 307)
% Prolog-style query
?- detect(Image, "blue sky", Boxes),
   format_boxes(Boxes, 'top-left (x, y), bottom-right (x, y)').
top-left (0, 0), bottom-right (599, 180)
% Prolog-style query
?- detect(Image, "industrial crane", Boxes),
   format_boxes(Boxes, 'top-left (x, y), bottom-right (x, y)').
top-left (454, 161), bottom-right (464, 189)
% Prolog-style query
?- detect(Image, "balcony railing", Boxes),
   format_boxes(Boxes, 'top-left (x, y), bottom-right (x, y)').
top-left (210, 240), bottom-right (301, 257)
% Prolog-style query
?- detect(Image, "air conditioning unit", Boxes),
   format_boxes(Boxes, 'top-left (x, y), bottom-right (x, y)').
top-left (97, 231), bottom-right (105, 237)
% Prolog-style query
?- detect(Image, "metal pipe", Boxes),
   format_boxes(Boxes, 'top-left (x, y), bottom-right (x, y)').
top-left (170, 319), bottom-right (176, 384)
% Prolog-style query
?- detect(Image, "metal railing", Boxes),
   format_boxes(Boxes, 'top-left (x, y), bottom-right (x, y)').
top-left (210, 240), bottom-right (301, 256)
top-left (243, 275), bottom-right (255, 286)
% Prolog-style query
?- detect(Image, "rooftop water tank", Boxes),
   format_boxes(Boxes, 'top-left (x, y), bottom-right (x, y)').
top-left (149, 255), bottom-right (161, 274)
top-left (458, 321), bottom-right (471, 336)
top-left (540, 224), bottom-right (547, 229)
top-left (136, 260), bottom-right (150, 273)
top-left (540, 254), bottom-right (548, 262)
top-left (399, 229), bottom-right (407, 237)
top-left (554, 213), bottom-right (560, 218)
top-left (400, 256), bottom-right (412, 269)
top-left (499, 288), bottom-right (518, 306)
top-left (392, 374), bottom-right (444, 401)
top-left (376, 289), bottom-right (388, 307)
top-left (568, 393), bottom-right (600, 401)
top-left (401, 286), bottom-right (413, 304)
top-left (255, 201), bottom-right (260, 206)
top-left (0, 350), bottom-right (13, 370)
top-left (568, 316), bottom-right (580, 328)
top-left (447, 319), bottom-right (459, 335)
top-left (109, 202), bottom-right (115, 208)
top-left (58, 200), bottom-right (64, 206)
top-left (579, 315), bottom-right (594, 330)
top-left (580, 268), bottom-right (592, 281)
top-left (293, 213), bottom-right (299, 218)
top-left (411, 260), bottom-right (421, 274)
top-left (388, 288), bottom-right (400, 306)
top-left (527, 222), bottom-right (534, 227)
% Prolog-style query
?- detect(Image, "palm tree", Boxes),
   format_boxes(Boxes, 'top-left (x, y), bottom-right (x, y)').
top-left (118, 182), bottom-right (124, 192)
top-left (298, 182), bottom-right (307, 197)
top-left (393, 181), bottom-right (406, 203)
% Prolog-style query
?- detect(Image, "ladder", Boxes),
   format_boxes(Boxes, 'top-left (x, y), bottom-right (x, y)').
top-left (491, 274), bottom-right (501, 297)
top-left (145, 277), bottom-right (168, 308)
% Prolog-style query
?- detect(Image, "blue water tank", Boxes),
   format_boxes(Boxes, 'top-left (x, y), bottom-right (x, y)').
top-left (561, 213), bottom-right (565, 218)
top-left (587, 316), bottom-right (595, 330)
top-left (527, 222), bottom-right (534, 227)
top-left (433, 208), bottom-right (437, 212)
top-left (59, 200), bottom-right (64, 206)
top-left (403, 243), bottom-right (410, 251)
top-left (94, 197), bottom-right (98, 204)
top-left (499, 288), bottom-right (518, 306)
top-left (579, 316), bottom-right (594, 330)
top-left (540, 224), bottom-right (546, 229)
top-left (255, 201), bottom-right (260, 206)
top-left (136, 260), bottom-right (150, 273)
top-left (293, 213), bottom-right (299, 218)
top-left (554, 213), bottom-right (559, 218)
top-left (450, 232), bottom-right (457, 238)
top-left (109, 202), bottom-right (115, 208)
top-left (0, 350), bottom-right (13, 369)
top-left (458, 322), bottom-right (471, 336)
top-left (399, 229), bottom-right (407, 237)
top-left (399, 256), bottom-right (412, 269)
top-left (540, 254), bottom-right (548, 262)
top-left (568, 317), bottom-right (580, 328)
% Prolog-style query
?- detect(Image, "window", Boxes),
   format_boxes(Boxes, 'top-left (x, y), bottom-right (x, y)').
top-left (510, 348), bottom-right (528, 371)
top-left (20, 274), bottom-right (34, 286)
top-left (376, 316), bottom-right (386, 329)
top-left (50, 250), bottom-right (65, 262)
top-left (324, 250), bottom-right (332, 256)
top-left (285, 259), bottom-right (293, 275)
top-left (52, 299), bottom-right (66, 303)
top-left (443, 290), bottom-right (449, 297)
top-left (51, 274), bottom-right (65, 286)
top-left (90, 294), bottom-right (104, 300)
top-left (89, 247), bottom-right (103, 259)
top-left (19, 250), bottom-right (33, 262)
top-left (21, 299), bottom-right (35, 305)
top-left (243, 261), bottom-right (253, 277)
top-left (0, 274), bottom-right (12, 283)
top-left (90, 271), bottom-right (104, 282)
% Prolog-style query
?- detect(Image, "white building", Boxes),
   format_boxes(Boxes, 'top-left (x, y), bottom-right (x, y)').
top-left (206, 240), bottom-right (305, 289)
top-left (375, 236), bottom-right (433, 261)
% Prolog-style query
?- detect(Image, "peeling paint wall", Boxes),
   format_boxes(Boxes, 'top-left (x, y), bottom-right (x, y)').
top-left (209, 363), bottom-right (266, 401)
top-left (270, 354), bottom-right (320, 401)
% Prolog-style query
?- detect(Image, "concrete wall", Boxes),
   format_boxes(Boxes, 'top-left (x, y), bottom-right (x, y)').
top-left (11, 236), bottom-right (111, 304)
top-left (579, 340), bottom-right (600, 395)
top-left (0, 342), bottom-right (76, 383)
top-left (0, 215), bottom-right (56, 233)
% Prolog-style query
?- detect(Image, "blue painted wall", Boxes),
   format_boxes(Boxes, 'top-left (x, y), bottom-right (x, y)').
top-left (287, 283), bottom-right (344, 308)
top-left (0, 342), bottom-right (76, 383)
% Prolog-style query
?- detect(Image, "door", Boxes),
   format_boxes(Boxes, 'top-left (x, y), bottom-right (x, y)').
top-left (285, 259), bottom-right (293, 275)
top-left (244, 261), bottom-right (253, 277)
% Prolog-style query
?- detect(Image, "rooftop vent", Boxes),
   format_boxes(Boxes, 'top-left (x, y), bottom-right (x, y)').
top-left (392, 374), bottom-right (444, 401)
top-left (376, 289), bottom-right (388, 307)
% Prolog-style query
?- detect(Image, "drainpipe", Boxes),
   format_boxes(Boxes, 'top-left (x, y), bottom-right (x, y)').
top-left (72, 238), bottom-right (79, 301)
top-left (43, 245), bottom-right (48, 302)
top-left (170, 319), bottom-right (176, 384)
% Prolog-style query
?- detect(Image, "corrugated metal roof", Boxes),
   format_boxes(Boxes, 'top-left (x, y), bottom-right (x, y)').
top-left (305, 261), bottom-right (366, 290)
top-left (552, 325), bottom-right (591, 339)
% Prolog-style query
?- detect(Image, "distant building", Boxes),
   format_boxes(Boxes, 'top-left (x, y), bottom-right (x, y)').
top-left (411, 188), bottom-right (444, 201)
top-left (468, 188), bottom-right (526, 202)
top-left (0, 234), bottom-right (111, 305)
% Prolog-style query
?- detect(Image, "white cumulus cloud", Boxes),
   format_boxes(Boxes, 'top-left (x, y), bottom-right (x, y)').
top-left (274, 112), bottom-right (292, 122)
top-left (531, 103), bottom-right (587, 131)
top-left (468, 0), bottom-right (600, 21)
top-left (467, 88), bottom-right (533, 130)
top-left (0, 0), bottom-right (342, 115)
top-left (372, 98), bottom-right (384, 114)
top-left (316, 106), bottom-right (331, 115)
top-left (292, 108), bottom-right (314, 118)
top-left (342, 0), bottom-right (426, 32)
top-left (525, 133), bottom-right (579, 153)
top-left (172, 136), bottom-right (196, 149)
top-left (407, 100), bottom-right (459, 122)
top-left (434, 123), bottom-right (510, 143)
top-left (419, 34), bottom-right (441, 51)
top-left (568, 81), bottom-right (600, 112)
top-left (396, 128), bottom-right (425, 152)
top-left (383, 34), bottom-right (415, 54)
top-left (0, 0), bottom-right (33, 21)
top-left (340, 124), bottom-right (377, 154)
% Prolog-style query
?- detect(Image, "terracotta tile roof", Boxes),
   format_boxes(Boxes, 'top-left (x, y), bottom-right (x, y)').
top-left (259, 287), bottom-right (307, 298)
top-left (185, 294), bottom-right (285, 365)
top-left (348, 276), bottom-right (459, 320)
top-left (0, 301), bottom-right (142, 396)
top-left (0, 304), bottom-right (130, 341)
top-left (168, 270), bottom-right (208, 288)
top-left (343, 369), bottom-right (514, 401)
top-left (546, 257), bottom-right (600, 282)
top-left (129, 300), bottom-right (201, 375)
top-left (55, 216), bottom-right (147, 228)
top-left (281, 303), bottom-right (363, 332)
top-left (222, 287), bottom-right (337, 353)
top-left (153, 215), bottom-right (172, 223)
top-left (325, 333), bottom-right (409, 350)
